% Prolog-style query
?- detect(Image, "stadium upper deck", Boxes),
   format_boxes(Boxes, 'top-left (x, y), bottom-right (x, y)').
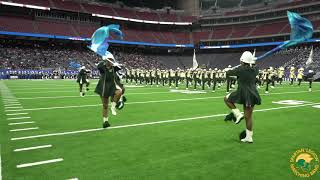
top-left (0, 0), bottom-right (319, 46)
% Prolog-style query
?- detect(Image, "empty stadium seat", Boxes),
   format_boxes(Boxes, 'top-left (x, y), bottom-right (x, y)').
top-left (11, 0), bottom-right (50, 7)
top-left (0, 16), bottom-right (35, 33)
top-left (36, 20), bottom-right (76, 36)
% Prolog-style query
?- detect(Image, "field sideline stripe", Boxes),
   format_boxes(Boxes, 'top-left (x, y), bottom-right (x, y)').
top-left (5, 106), bottom-right (23, 109)
top-left (12, 88), bottom-right (161, 94)
top-left (6, 90), bottom-right (319, 112)
top-left (10, 102), bottom-right (320, 141)
top-left (9, 121), bottom-right (35, 125)
top-left (7, 96), bottom-right (226, 112)
top-left (10, 127), bottom-right (39, 132)
top-left (16, 158), bottom-right (63, 168)
top-left (4, 104), bottom-right (21, 107)
top-left (7, 117), bottom-right (31, 120)
top-left (3, 101), bottom-right (19, 103)
top-left (14, 145), bottom-right (52, 152)
top-left (9, 86), bottom-right (148, 91)
top-left (15, 88), bottom-right (319, 100)
top-left (6, 113), bottom-right (28, 116)
top-left (16, 91), bottom-right (171, 100)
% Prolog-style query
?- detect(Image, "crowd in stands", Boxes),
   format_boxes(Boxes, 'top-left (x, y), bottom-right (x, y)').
top-left (280, 46), bottom-right (320, 71)
top-left (1, 42), bottom-right (319, 74)
top-left (0, 43), bottom-right (166, 70)
top-left (0, 44), bottom-right (96, 70)
top-left (113, 51), bottom-right (166, 70)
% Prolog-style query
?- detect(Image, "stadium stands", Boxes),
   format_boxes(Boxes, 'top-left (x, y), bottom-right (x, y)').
top-left (82, 3), bottom-right (116, 15)
top-left (50, 0), bottom-right (82, 12)
top-left (12, 0), bottom-right (51, 7)
top-left (230, 25), bottom-right (254, 38)
top-left (193, 31), bottom-right (210, 43)
top-left (250, 21), bottom-right (287, 37)
top-left (212, 27), bottom-right (232, 39)
top-left (135, 11), bottom-right (161, 21)
top-left (6, 0), bottom-right (192, 23)
top-left (0, 16), bottom-right (35, 33)
top-left (2, 14), bottom-right (320, 44)
top-left (36, 20), bottom-right (77, 36)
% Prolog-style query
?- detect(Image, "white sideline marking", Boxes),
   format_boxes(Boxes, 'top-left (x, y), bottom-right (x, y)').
top-left (10, 103), bottom-right (319, 141)
top-left (9, 121), bottom-right (35, 126)
top-left (7, 117), bottom-right (31, 120)
top-left (16, 158), bottom-right (63, 168)
top-left (7, 90), bottom-right (319, 112)
top-left (313, 105), bottom-right (320, 108)
top-left (9, 85), bottom-right (144, 91)
top-left (4, 104), bottom-right (21, 107)
top-left (10, 127), bottom-right (39, 132)
top-left (12, 88), bottom-right (160, 94)
top-left (0, 145), bottom-right (2, 180)
top-left (5, 106), bottom-right (22, 109)
top-left (6, 112), bottom-right (28, 116)
top-left (3, 100), bottom-right (19, 103)
top-left (3, 99), bottom-right (17, 101)
top-left (17, 91), bottom-right (170, 100)
top-left (17, 88), bottom-right (317, 100)
top-left (14, 145), bottom-right (52, 152)
top-left (6, 96), bottom-right (225, 112)
top-left (67, 178), bottom-right (78, 180)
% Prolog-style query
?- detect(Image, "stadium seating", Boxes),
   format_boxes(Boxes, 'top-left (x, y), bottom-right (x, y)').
top-left (0, 16), bottom-right (35, 33)
top-left (135, 11), bottom-right (161, 21)
top-left (276, 0), bottom-right (317, 9)
top-left (73, 23), bottom-right (99, 38)
top-left (113, 7), bottom-right (139, 19)
top-left (36, 20), bottom-right (76, 36)
top-left (161, 14), bottom-right (178, 22)
top-left (250, 21), bottom-right (286, 37)
top-left (230, 25), bottom-right (255, 38)
top-left (51, 0), bottom-right (82, 12)
top-left (193, 31), bottom-right (210, 43)
top-left (82, 3), bottom-right (116, 15)
top-left (7, 0), bottom-right (191, 23)
top-left (12, 0), bottom-right (51, 7)
top-left (174, 32), bottom-right (191, 44)
top-left (212, 27), bottom-right (232, 39)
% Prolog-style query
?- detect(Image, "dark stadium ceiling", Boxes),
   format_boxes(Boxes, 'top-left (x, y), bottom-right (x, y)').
top-left (95, 0), bottom-right (178, 10)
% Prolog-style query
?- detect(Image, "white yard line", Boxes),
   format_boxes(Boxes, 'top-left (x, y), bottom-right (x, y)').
top-left (10, 102), bottom-right (319, 141)
top-left (7, 117), bottom-right (31, 120)
top-left (6, 96), bottom-right (226, 112)
top-left (4, 106), bottom-right (23, 109)
top-left (3, 99), bottom-right (18, 101)
top-left (10, 127), bottom-right (39, 132)
top-left (16, 158), bottom-right (63, 168)
top-left (3, 101), bottom-right (19, 104)
top-left (17, 91), bottom-right (170, 100)
top-left (6, 112), bottom-right (28, 116)
top-left (66, 178), bottom-right (78, 180)
top-left (12, 88), bottom-right (161, 94)
top-left (9, 121), bottom-right (35, 126)
top-left (14, 145), bottom-right (52, 152)
top-left (6, 90), bottom-right (319, 112)
top-left (4, 104), bottom-right (21, 107)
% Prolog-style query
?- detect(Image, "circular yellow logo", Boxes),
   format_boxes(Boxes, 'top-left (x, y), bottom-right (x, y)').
top-left (290, 148), bottom-right (319, 177)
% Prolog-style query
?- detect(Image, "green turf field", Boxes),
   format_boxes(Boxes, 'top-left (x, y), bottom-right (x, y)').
top-left (0, 79), bottom-right (319, 180)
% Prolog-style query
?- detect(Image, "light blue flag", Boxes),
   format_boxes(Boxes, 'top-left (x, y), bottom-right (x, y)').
top-left (88, 24), bottom-right (123, 57)
top-left (257, 11), bottom-right (313, 60)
